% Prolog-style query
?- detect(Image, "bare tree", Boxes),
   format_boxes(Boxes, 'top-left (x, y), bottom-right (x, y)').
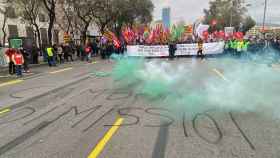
top-left (13, 0), bottom-right (43, 49)
top-left (42, 0), bottom-right (57, 45)
top-left (65, 0), bottom-right (154, 43)
top-left (56, 0), bottom-right (74, 33)
top-left (67, 0), bottom-right (97, 44)
top-left (92, 0), bottom-right (115, 35)
top-left (0, 0), bottom-right (12, 45)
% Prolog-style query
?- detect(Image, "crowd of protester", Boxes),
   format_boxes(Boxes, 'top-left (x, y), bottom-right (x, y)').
top-left (272, 37), bottom-right (280, 50)
top-left (3, 34), bottom-right (280, 78)
top-left (3, 39), bottom-right (127, 77)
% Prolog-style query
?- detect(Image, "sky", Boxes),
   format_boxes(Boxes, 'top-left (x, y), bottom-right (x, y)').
top-left (151, 0), bottom-right (280, 25)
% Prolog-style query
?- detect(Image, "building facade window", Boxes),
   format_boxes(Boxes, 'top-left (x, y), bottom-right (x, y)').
top-left (6, 7), bottom-right (17, 18)
top-left (8, 25), bottom-right (19, 38)
top-left (40, 28), bottom-right (48, 46)
top-left (39, 14), bottom-right (46, 22)
top-left (26, 27), bottom-right (35, 41)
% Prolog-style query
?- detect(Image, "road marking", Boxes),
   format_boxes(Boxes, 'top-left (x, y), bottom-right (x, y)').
top-left (0, 80), bottom-right (23, 88)
top-left (87, 118), bottom-right (124, 158)
top-left (0, 108), bottom-right (11, 116)
top-left (212, 69), bottom-right (230, 82)
top-left (49, 67), bottom-right (73, 74)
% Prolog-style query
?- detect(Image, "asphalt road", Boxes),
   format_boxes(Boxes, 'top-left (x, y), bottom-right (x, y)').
top-left (0, 58), bottom-right (279, 158)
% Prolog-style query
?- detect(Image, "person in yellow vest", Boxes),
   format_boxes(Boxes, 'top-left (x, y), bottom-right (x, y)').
top-left (242, 39), bottom-right (250, 52)
top-left (197, 38), bottom-right (204, 60)
top-left (236, 39), bottom-right (244, 58)
top-left (46, 46), bottom-right (56, 67)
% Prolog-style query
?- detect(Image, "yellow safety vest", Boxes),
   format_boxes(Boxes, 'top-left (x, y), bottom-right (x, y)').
top-left (237, 41), bottom-right (243, 52)
top-left (47, 47), bottom-right (53, 57)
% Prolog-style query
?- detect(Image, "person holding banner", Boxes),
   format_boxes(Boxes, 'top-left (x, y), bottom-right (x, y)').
top-left (168, 42), bottom-right (177, 60)
top-left (197, 38), bottom-right (204, 60)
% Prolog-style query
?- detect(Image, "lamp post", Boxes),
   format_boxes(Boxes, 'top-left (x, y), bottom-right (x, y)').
top-left (262, 0), bottom-right (268, 33)
top-left (246, 0), bottom-right (268, 37)
top-left (230, 0), bottom-right (234, 27)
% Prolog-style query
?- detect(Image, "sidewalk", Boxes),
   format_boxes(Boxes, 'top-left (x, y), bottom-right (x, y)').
top-left (0, 56), bottom-right (47, 73)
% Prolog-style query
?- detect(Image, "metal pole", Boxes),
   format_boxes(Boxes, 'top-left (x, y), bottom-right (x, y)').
top-left (230, 0), bottom-right (233, 27)
top-left (262, 0), bottom-right (268, 33)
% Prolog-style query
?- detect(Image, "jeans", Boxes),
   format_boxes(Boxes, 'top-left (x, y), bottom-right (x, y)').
top-left (9, 62), bottom-right (15, 75)
top-left (48, 56), bottom-right (56, 66)
top-left (15, 65), bottom-right (22, 77)
top-left (86, 53), bottom-right (92, 61)
top-left (23, 58), bottom-right (29, 71)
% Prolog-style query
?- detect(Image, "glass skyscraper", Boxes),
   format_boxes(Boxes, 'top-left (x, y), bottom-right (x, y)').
top-left (162, 7), bottom-right (171, 29)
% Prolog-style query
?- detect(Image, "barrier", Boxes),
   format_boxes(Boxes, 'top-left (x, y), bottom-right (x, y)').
top-left (126, 42), bottom-right (225, 57)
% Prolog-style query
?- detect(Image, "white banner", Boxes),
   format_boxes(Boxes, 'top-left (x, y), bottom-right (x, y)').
top-left (175, 42), bottom-right (225, 56)
top-left (127, 45), bottom-right (169, 57)
top-left (127, 42), bottom-right (225, 57)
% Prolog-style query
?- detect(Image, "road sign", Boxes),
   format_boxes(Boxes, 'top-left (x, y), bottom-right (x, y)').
top-left (64, 33), bottom-right (71, 43)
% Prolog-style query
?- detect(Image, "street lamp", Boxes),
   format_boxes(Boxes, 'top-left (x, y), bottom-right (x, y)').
top-left (230, 0), bottom-right (234, 27)
top-left (246, 0), bottom-right (268, 36)
top-left (262, 0), bottom-right (268, 33)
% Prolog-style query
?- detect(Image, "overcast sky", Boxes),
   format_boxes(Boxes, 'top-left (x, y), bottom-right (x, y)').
top-left (151, 0), bottom-right (280, 25)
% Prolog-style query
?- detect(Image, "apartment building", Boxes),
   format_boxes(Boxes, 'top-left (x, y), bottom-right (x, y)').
top-left (246, 25), bottom-right (280, 37)
top-left (0, 3), bottom-right (61, 46)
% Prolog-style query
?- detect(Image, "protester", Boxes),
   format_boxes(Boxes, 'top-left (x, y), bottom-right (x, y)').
top-left (53, 44), bottom-right (58, 62)
top-left (91, 40), bottom-right (98, 57)
top-left (5, 48), bottom-right (16, 75)
top-left (243, 40), bottom-right (250, 52)
top-left (120, 42), bottom-right (126, 55)
top-left (31, 44), bottom-right (39, 64)
top-left (100, 43), bottom-right (107, 59)
top-left (63, 44), bottom-right (69, 62)
top-left (12, 50), bottom-right (24, 77)
top-left (236, 39), bottom-right (243, 57)
top-left (76, 43), bottom-right (82, 58)
top-left (70, 43), bottom-right (76, 60)
top-left (85, 43), bottom-right (92, 62)
top-left (57, 44), bottom-right (64, 64)
top-left (19, 45), bottom-right (30, 73)
top-left (106, 42), bottom-right (114, 59)
top-left (63, 43), bottom-right (74, 62)
top-left (197, 38), bottom-right (204, 59)
top-left (46, 46), bottom-right (56, 67)
top-left (79, 44), bottom-right (86, 61)
top-left (168, 41), bottom-right (177, 60)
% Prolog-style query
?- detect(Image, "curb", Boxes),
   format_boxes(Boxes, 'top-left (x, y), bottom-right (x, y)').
top-left (0, 63), bottom-right (48, 73)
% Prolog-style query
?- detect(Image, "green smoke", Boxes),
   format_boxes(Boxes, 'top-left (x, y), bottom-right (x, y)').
top-left (111, 52), bottom-right (280, 119)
